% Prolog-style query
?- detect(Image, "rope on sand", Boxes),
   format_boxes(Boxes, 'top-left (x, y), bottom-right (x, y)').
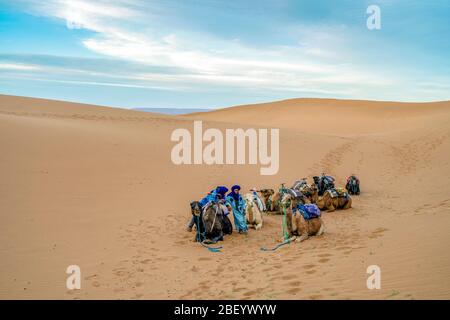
top-left (260, 238), bottom-right (291, 251)
top-left (195, 209), bottom-right (223, 253)
top-left (261, 205), bottom-right (292, 251)
top-left (201, 241), bottom-right (223, 253)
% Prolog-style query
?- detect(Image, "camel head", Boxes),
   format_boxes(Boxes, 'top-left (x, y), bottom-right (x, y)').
top-left (244, 193), bottom-right (255, 205)
top-left (259, 189), bottom-right (274, 198)
top-left (348, 176), bottom-right (359, 185)
top-left (280, 193), bottom-right (294, 210)
top-left (190, 201), bottom-right (202, 217)
top-left (309, 183), bottom-right (319, 200)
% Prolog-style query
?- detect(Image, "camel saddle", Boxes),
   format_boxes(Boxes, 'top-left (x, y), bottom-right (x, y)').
top-left (297, 204), bottom-right (321, 220)
top-left (286, 188), bottom-right (303, 200)
top-left (327, 188), bottom-right (348, 198)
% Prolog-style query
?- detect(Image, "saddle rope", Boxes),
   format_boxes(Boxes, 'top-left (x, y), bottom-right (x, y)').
top-left (261, 199), bottom-right (291, 252)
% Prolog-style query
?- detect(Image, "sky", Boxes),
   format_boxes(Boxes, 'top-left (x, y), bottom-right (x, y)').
top-left (0, 0), bottom-right (449, 109)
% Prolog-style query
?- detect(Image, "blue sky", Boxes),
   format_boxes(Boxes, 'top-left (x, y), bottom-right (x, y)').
top-left (0, 0), bottom-right (449, 109)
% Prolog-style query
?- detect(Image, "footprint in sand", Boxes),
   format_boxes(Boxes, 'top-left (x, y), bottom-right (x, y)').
top-left (243, 290), bottom-right (258, 297)
top-left (303, 264), bottom-right (316, 270)
top-left (318, 258), bottom-right (330, 263)
top-left (113, 270), bottom-right (128, 277)
top-left (330, 292), bottom-right (339, 297)
top-left (286, 288), bottom-right (301, 295)
top-left (140, 259), bottom-right (152, 264)
top-left (336, 246), bottom-right (352, 251)
top-left (317, 253), bottom-right (332, 258)
top-left (280, 274), bottom-right (296, 281)
top-left (368, 228), bottom-right (388, 239)
top-left (198, 257), bottom-right (212, 261)
top-left (288, 281), bottom-right (302, 287)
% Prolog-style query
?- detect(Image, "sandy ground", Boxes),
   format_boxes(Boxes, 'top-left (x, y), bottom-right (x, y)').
top-left (0, 94), bottom-right (449, 300)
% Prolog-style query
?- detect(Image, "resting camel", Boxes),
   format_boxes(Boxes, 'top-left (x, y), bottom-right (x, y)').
top-left (201, 201), bottom-right (233, 244)
top-left (346, 175), bottom-right (360, 195)
top-left (244, 193), bottom-right (263, 230)
top-left (299, 183), bottom-right (319, 204)
top-left (269, 191), bottom-right (283, 213)
top-left (291, 179), bottom-right (308, 191)
top-left (258, 189), bottom-right (274, 212)
top-left (316, 189), bottom-right (352, 212)
top-left (279, 190), bottom-right (324, 243)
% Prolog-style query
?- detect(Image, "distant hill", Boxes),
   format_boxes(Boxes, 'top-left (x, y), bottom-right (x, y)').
top-left (132, 107), bottom-right (211, 115)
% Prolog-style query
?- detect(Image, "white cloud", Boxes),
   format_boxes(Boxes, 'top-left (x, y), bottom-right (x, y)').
top-left (10, 0), bottom-right (448, 102)
top-left (0, 63), bottom-right (42, 71)
top-left (16, 1), bottom-right (373, 88)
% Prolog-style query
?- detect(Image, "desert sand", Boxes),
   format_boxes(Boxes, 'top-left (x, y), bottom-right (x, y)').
top-left (0, 94), bottom-right (449, 299)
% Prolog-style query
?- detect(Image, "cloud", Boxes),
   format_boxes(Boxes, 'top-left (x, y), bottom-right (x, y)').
top-left (14, 1), bottom-right (379, 90)
top-left (0, 63), bottom-right (42, 71)
top-left (5, 0), bottom-right (449, 102)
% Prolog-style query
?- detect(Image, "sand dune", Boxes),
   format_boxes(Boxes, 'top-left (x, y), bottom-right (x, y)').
top-left (0, 94), bottom-right (449, 299)
top-left (186, 98), bottom-right (450, 135)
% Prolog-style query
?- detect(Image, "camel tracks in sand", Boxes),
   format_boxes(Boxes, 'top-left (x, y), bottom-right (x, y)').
top-left (310, 139), bottom-right (359, 180)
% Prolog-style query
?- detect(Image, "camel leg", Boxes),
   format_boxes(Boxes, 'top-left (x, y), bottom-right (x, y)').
top-left (316, 223), bottom-right (325, 236)
top-left (345, 198), bottom-right (352, 209)
top-left (295, 233), bottom-right (309, 243)
top-left (327, 201), bottom-right (336, 212)
top-left (280, 235), bottom-right (297, 243)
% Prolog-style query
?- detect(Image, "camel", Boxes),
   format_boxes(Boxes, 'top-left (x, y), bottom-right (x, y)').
top-left (258, 188), bottom-right (274, 212)
top-left (298, 182), bottom-right (319, 204)
top-left (268, 183), bottom-right (291, 213)
top-left (201, 201), bottom-right (232, 244)
top-left (316, 188), bottom-right (352, 212)
top-left (346, 175), bottom-right (360, 195)
top-left (190, 201), bottom-right (205, 242)
top-left (244, 193), bottom-right (263, 230)
top-left (313, 174), bottom-right (335, 196)
top-left (307, 183), bottom-right (319, 204)
top-left (269, 191), bottom-right (283, 213)
top-left (280, 192), bottom-right (324, 243)
top-left (291, 178), bottom-right (308, 191)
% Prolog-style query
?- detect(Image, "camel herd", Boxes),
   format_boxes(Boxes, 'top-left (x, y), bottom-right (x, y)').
top-left (190, 174), bottom-right (360, 245)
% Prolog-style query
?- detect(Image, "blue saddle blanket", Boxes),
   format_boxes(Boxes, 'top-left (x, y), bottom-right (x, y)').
top-left (294, 204), bottom-right (321, 220)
